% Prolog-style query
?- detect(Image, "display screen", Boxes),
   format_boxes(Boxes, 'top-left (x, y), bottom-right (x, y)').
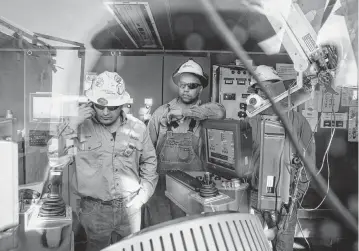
top-left (206, 129), bottom-right (235, 170)
top-left (33, 96), bottom-right (53, 119)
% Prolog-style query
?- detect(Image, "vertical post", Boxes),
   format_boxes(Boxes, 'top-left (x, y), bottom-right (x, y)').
top-left (78, 48), bottom-right (86, 95)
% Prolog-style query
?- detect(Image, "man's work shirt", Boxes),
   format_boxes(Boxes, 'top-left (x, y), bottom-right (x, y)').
top-left (57, 111), bottom-right (158, 202)
top-left (147, 98), bottom-right (226, 173)
top-left (245, 111), bottom-right (316, 196)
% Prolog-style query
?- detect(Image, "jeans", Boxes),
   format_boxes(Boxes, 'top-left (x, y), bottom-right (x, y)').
top-left (79, 197), bottom-right (141, 251)
top-left (254, 204), bottom-right (297, 251)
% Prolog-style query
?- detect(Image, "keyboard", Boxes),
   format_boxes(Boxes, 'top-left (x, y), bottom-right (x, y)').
top-left (167, 170), bottom-right (203, 191)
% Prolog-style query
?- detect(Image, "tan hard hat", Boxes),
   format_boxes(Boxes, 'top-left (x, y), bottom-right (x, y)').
top-left (85, 71), bottom-right (131, 106)
top-left (172, 59), bottom-right (209, 88)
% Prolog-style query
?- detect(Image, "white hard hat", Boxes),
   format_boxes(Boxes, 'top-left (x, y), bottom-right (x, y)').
top-left (250, 65), bottom-right (282, 86)
top-left (172, 59), bottom-right (209, 88)
top-left (85, 71), bottom-right (131, 106)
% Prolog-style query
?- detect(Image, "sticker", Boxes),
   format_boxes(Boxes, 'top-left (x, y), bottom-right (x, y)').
top-left (305, 90), bottom-right (322, 111)
top-left (321, 87), bottom-right (341, 112)
top-left (302, 109), bottom-right (319, 132)
top-left (84, 72), bottom-right (97, 91)
top-left (266, 176), bottom-right (275, 193)
top-left (276, 63), bottom-right (297, 81)
top-left (320, 112), bottom-right (348, 129)
top-left (97, 98), bottom-right (108, 106)
top-left (117, 83), bottom-right (125, 95)
top-left (348, 107), bottom-right (358, 142)
top-left (95, 77), bottom-right (104, 87)
top-left (123, 145), bottom-right (134, 157)
top-left (341, 87), bottom-right (358, 107)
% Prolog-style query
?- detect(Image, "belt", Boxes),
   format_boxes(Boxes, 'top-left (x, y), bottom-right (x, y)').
top-left (83, 194), bottom-right (136, 206)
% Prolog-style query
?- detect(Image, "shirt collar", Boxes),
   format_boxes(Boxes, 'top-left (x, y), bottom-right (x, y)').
top-left (120, 110), bottom-right (127, 125)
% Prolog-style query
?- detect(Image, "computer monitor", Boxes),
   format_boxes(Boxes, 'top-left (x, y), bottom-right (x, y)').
top-left (29, 93), bottom-right (62, 123)
top-left (202, 119), bottom-right (252, 179)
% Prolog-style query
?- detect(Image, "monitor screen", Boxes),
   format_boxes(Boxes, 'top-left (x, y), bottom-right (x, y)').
top-left (206, 129), bottom-right (235, 170)
top-left (32, 96), bottom-right (53, 119)
top-left (202, 119), bottom-right (252, 179)
top-left (29, 93), bottom-right (62, 123)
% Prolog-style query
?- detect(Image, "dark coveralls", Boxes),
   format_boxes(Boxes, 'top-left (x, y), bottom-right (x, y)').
top-left (143, 104), bottom-right (205, 227)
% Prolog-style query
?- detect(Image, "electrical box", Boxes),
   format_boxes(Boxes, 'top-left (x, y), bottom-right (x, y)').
top-left (250, 120), bottom-right (290, 211)
top-left (214, 65), bottom-right (252, 120)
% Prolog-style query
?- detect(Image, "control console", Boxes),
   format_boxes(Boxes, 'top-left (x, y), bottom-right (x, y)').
top-left (165, 171), bottom-right (249, 215)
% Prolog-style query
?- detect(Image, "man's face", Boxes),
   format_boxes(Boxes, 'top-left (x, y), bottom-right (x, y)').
top-left (178, 73), bottom-right (203, 104)
top-left (247, 81), bottom-right (277, 115)
top-left (93, 103), bottom-right (122, 125)
top-left (247, 82), bottom-right (268, 100)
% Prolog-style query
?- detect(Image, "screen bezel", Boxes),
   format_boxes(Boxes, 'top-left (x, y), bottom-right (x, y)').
top-left (29, 92), bottom-right (62, 124)
top-left (202, 119), bottom-right (250, 179)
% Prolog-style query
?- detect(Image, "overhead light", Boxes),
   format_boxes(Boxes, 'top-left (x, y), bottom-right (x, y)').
top-left (104, 1), bottom-right (163, 49)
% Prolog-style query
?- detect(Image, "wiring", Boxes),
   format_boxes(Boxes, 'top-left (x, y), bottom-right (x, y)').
top-left (198, 0), bottom-right (358, 234)
top-left (304, 153), bottom-right (331, 211)
top-left (300, 96), bottom-right (336, 208)
top-left (296, 213), bottom-right (312, 250)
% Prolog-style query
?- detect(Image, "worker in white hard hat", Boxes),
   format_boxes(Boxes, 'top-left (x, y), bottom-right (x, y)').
top-left (54, 71), bottom-right (158, 251)
top-left (246, 65), bottom-right (287, 114)
top-left (245, 65), bottom-right (316, 251)
top-left (142, 59), bottom-right (226, 227)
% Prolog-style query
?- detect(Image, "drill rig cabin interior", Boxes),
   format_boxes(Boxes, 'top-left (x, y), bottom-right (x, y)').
top-left (0, 0), bottom-right (357, 250)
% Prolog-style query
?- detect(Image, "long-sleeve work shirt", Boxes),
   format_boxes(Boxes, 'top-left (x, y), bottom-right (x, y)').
top-left (57, 111), bottom-right (158, 203)
top-left (147, 98), bottom-right (226, 156)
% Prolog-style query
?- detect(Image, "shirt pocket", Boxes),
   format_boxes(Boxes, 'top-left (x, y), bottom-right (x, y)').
top-left (116, 140), bottom-right (142, 170)
top-left (76, 138), bottom-right (103, 176)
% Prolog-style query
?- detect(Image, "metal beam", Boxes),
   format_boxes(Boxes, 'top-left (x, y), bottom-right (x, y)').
top-left (34, 32), bottom-right (84, 47)
top-left (0, 16), bottom-right (51, 48)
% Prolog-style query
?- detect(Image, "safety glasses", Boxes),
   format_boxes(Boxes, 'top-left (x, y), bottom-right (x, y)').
top-left (178, 82), bottom-right (201, 90)
top-left (94, 103), bottom-right (120, 111)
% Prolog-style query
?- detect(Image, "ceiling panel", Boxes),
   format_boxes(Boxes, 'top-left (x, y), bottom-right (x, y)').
top-left (92, 0), bottom-right (278, 52)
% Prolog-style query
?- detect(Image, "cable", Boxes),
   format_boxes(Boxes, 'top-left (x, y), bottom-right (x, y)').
top-left (317, 126), bottom-right (335, 175)
top-left (300, 103), bottom-right (336, 209)
top-left (296, 214), bottom-right (312, 250)
top-left (302, 153), bottom-right (331, 211)
top-left (198, 0), bottom-right (358, 234)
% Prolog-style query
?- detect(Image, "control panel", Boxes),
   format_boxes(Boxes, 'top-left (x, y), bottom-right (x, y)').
top-left (166, 171), bottom-right (250, 215)
top-left (213, 64), bottom-right (252, 120)
top-left (29, 130), bottom-right (50, 146)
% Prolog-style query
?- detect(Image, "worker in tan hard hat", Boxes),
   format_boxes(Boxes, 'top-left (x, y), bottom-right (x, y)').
top-left (143, 59), bottom-right (226, 227)
top-left (55, 71), bottom-right (158, 251)
top-left (245, 65), bottom-right (315, 251)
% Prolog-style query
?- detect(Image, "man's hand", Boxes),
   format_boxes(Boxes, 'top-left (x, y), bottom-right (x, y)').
top-left (69, 103), bottom-right (95, 129)
top-left (126, 195), bottom-right (144, 210)
top-left (166, 107), bottom-right (184, 122)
